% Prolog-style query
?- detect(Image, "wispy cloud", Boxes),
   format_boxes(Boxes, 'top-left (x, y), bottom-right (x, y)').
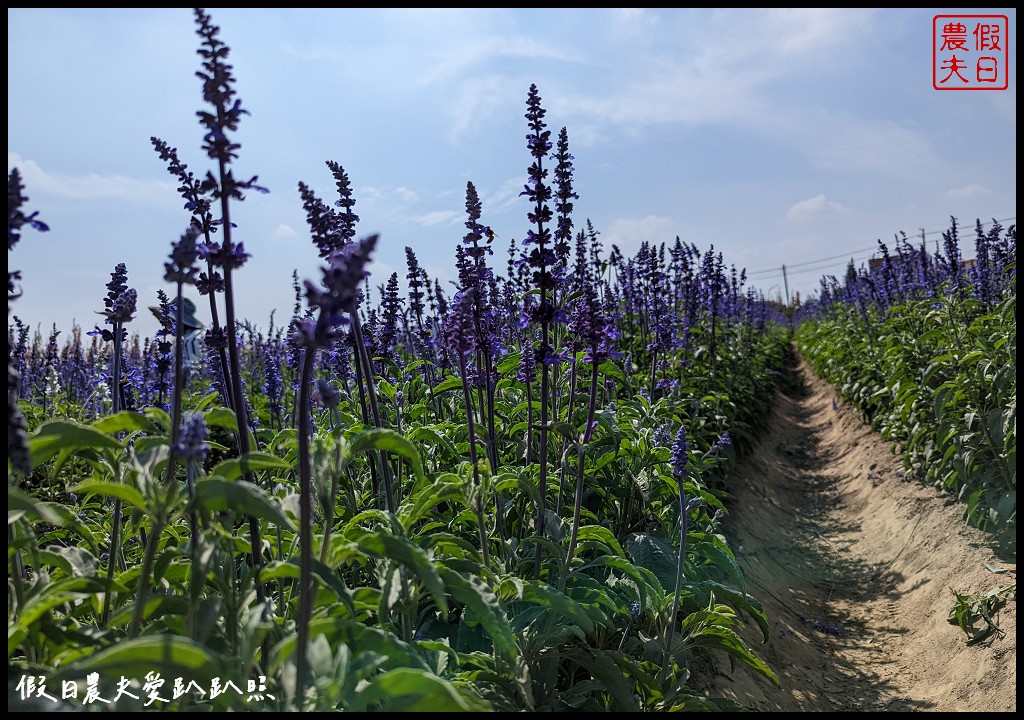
top-left (561, 9), bottom-right (875, 129)
top-left (414, 210), bottom-right (460, 227)
top-left (395, 186), bottom-right (419, 203)
top-left (944, 184), bottom-right (990, 201)
top-left (8, 152), bottom-right (176, 207)
top-left (483, 177), bottom-right (526, 216)
top-left (604, 215), bottom-right (673, 257)
top-left (786, 194), bottom-right (848, 221)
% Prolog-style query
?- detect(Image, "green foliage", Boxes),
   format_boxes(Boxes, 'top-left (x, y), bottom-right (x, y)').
top-left (7, 10), bottom-right (797, 712)
top-left (798, 290), bottom-right (1016, 532)
top-left (947, 582), bottom-right (1016, 646)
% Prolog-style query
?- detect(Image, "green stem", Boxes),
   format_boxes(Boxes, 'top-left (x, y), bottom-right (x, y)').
top-left (295, 346), bottom-right (317, 708)
top-left (128, 518), bottom-right (165, 638)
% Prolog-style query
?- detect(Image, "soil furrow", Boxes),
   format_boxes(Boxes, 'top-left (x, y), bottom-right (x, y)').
top-left (697, 356), bottom-right (1016, 712)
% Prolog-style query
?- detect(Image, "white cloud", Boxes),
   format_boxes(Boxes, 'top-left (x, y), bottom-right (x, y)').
top-left (414, 210), bottom-right (460, 227)
top-left (561, 9), bottom-right (876, 129)
top-left (421, 33), bottom-right (580, 86)
top-left (395, 186), bottom-right (419, 203)
top-left (785, 194), bottom-right (847, 221)
top-left (273, 224), bottom-right (298, 238)
top-left (483, 177), bottom-right (527, 216)
top-left (8, 151), bottom-right (176, 207)
top-left (944, 184), bottom-right (990, 201)
top-left (801, 117), bottom-right (936, 176)
top-left (604, 215), bottom-right (674, 257)
top-left (447, 75), bottom-right (522, 141)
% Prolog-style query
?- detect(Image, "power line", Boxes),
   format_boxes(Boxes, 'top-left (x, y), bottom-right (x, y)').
top-left (746, 215), bottom-right (1015, 279)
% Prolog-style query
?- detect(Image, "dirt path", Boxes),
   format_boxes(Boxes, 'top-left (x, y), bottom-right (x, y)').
top-left (698, 356), bottom-right (1016, 712)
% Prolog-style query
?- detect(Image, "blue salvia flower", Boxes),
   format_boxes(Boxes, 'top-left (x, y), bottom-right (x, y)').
top-left (165, 228), bottom-right (201, 286)
top-left (550, 127), bottom-right (578, 286)
top-left (569, 280), bottom-right (616, 365)
top-left (7, 168), bottom-right (50, 251)
top-left (299, 181), bottom-right (343, 259)
top-left (7, 361), bottom-right (31, 474)
top-left (939, 217), bottom-right (965, 298)
top-left (520, 85), bottom-right (557, 334)
top-left (405, 247), bottom-right (426, 320)
top-left (378, 272), bottom-right (403, 369)
top-left (516, 341), bottom-right (535, 384)
top-left (713, 430), bottom-right (731, 455)
top-left (177, 411), bottom-right (210, 462)
top-left (90, 264), bottom-right (137, 343)
top-left (203, 331), bottom-right (229, 401)
top-left (970, 219), bottom-right (994, 306)
top-left (263, 346), bottom-right (285, 428)
top-left (444, 290), bottom-right (477, 360)
top-left (670, 426), bottom-right (689, 480)
top-left (292, 234), bottom-right (379, 350)
top-left (151, 137), bottom-right (215, 230)
top-left (193, 8), bottom-right (267, 201)
top-left (8, 168), bottom-right (49, 300)
top-left (653, 423), bottom-right (671, 449)
top-left (314, 378), bottom-right (341, 411)
top-left (327, 161), bottom-right (359, 248)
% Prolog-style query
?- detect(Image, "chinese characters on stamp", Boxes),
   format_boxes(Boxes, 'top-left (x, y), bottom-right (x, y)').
top-left (934, 15), bottom-right (1009, 90)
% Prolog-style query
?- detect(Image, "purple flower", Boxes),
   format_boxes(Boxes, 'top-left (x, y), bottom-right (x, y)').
top-left (177, 411), bottom-right (210, 461)
top-left (327, 160), bottom-right (359, 246)
top-left (670, 426), bottom-right (688, 479)
top-left (713, 431), bottom-right (731, 454)
top-left (165, 228), bottom-right (201, 286)
top-left (99, 264), bottom-right (137, 326)
top-left (314, 378), bottom-right (341, 411)
top-left (444, 291), bottom-right (476, 359)
top-left (294, 234), bottom-right (379, 349)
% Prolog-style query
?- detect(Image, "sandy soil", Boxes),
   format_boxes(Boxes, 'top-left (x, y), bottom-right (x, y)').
top-left (697, 354), bottom-right (1016, 712)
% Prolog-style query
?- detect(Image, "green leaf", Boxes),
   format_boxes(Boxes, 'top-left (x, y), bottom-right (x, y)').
top-left (91, 411), bottom-right (159, 436)
top-left (107, 595), bottom-right (189, 628)
top-left (74, 480), bottom-right (146, 513)
top-left (8, 487), bottom-right (66, 525)
top-left (496, 352), bottom-right (521, 375)
top-left (359, 668), bottom-right (488, 711)
top-left (203, 406), bottom-right (239, 432)
top-left (29, 420), bottom-right (122, 469)
top-left (562, 648), bottom-right (640, 712)
top-left (375, 378), bottom-right (397, 401)
top-left (350, 428), bottom-right (425, 482)
top-left (269, 618), bottom-right (429, 675)
top-left (400, 475), bottom-right (464, 530)
top-left (685, 623), bottom-right (780, 687)
top-left (438, 565), bottom-right (517, 661)
top-left (502, 577), bottom-right (595, 634)
top-left (194, 477), bottom-right (294, 530)
top-left (258, 559), bottom-right (356, 617)
top-left (431, 375), bottom-right (464, 395)
top-left (16, 577), bottom-right (107, 628)
top-left (696, 580), bottom-right (770, 642)
top-left (626, 532), bottom-right (679, 593)
top-left (598, 360), bottom-right (627, 387)
top-left (54, 635), bottom-right (224, 686)
top-left (357, 532), bottom-right (447, 617)
top-left (576, 525), bottom-right (625, 558)
top-left (211, 452), bottom-right (292, 481)
top-left (36, 546), bottom-right (98, 578)
top-left (408, 426), bottom-right (459, 461)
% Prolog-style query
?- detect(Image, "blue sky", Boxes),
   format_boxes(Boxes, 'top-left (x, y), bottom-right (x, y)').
top-left (8, 8), bottom-right (1017, 338)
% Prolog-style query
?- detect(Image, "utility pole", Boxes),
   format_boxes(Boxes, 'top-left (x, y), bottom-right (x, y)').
top-left (782, 264), bottom-right (790, 306)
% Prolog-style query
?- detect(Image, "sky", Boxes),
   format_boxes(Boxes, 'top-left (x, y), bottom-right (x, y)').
top-left (8, 8), bottom-right (1017, 339)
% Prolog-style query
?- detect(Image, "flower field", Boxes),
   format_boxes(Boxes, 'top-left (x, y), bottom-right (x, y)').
top-left (8, 8), bottom-right (1014, 712)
